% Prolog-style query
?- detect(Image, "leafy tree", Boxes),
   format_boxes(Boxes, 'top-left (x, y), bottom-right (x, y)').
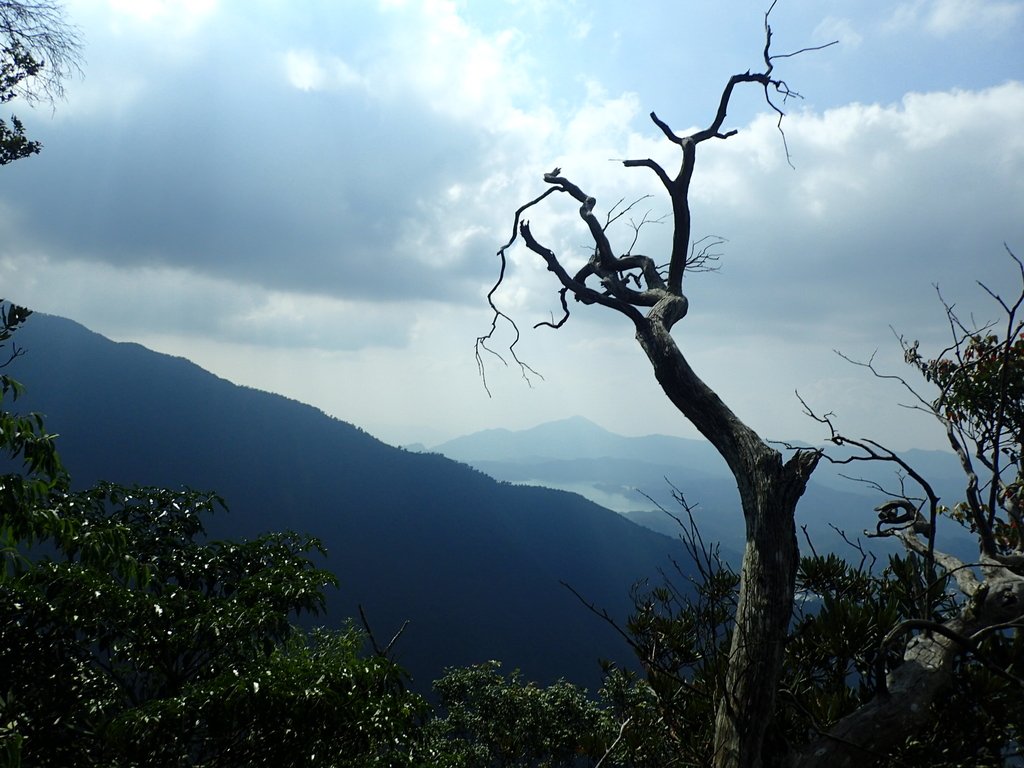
top-left (0, 309), bottom-right (432, 767)
top-left (0, 300), bottom-right (65, 767)
top-left (0, 0), bottom-right (80, 164)
top-left (604, 528), bottom-right (1021, 766)
top-left (0, 41), bottom-right (41, 163)
top-left (0, 480), bottom-right (432, 766)
top-left (0, 301), bottom-right (64, 570)
top-left (427, 661), bottom-right (614, 767)
top-left (788, 251), bottom-right (1024, 765)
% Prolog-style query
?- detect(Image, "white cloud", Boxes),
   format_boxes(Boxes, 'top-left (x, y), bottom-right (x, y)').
top-left (929, 0), bottom-right (1023, 34)
top-left (8, 2), bottom-right (1023, 450)
top-left (364, 0), bottom-right (537, 126)
top-left (694, 81), bottom-right (1024, 210)
top-left (887, 0), bottom-right (1024, 36)
top-left (0, 255), bottom-right (412, 351)
top-left (563, 81), bottom-right (642, 151)
top-left (283, 50), bottom-right (325, 91)
top-left (283, 50), bottom-right (364, 92)
top-left (813, 16), bottom-right (863, 48)
top-left (104, 0), bottom-right (217, 33)
top-left (571, 20), bottom-right (591, 40)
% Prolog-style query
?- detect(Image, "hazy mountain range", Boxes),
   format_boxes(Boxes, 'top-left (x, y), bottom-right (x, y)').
top-left (426, 415), bottom-right (974, 562)
top-left (8, 311), bottom-right (977, 692)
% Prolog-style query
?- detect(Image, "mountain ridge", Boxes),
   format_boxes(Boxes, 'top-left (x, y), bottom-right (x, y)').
top-left (429, 409), bottom-right (974, 560)
top-left (9, 311), bottom-right (687, 691)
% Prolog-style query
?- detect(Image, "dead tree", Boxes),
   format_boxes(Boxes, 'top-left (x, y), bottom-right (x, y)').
top-left (479, 7), bottom-right (830, 767)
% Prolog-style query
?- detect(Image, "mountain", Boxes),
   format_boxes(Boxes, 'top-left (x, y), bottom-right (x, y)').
top-left (8, 313), bottom-right (688, 692)
top-left (435, 415), bottom-right (726, 472)
top-left (431, 417), bottom-right (977, 561)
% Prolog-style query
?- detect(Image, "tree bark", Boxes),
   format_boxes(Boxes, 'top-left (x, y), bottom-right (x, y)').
top-left (482, 12), bottom-right (832, 763)
top-left (637, 303), bottom-right (820, 768)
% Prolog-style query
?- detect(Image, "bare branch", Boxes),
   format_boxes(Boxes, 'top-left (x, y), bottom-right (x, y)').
top-left (0, 0), bottom-right (82, 104)
top-left (475, 186), bottom-right (562, 393)
top-left (603, 194), bottom-right (654, 233)
top-left (358, 604), bottom-right (410, 659)
top-left (624, 208), bottom-right (668, 256)
top-left (593, 716), bottom-right (632, 768)
top-left (560, 580), bottom-right (711, 700)
top-left (622, 156), bottom-right (674, 193)
top-left (688, 235), bottom-right (726, 274)
top-left (771, 40), bottom-right (840, 60)
top-left (519, 220), bottom-right (646, 325)
top-left (533, 287), bottom-right (570, 331)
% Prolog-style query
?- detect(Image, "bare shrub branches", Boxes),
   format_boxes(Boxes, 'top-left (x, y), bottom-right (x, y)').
top-left (788, 249), bottom-right (1024, 765)
top-left (0, 0), bottom-right (81, 104)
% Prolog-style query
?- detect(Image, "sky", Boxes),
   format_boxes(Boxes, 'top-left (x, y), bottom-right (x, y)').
top-left (1, 0), bottom-right (1022, 451)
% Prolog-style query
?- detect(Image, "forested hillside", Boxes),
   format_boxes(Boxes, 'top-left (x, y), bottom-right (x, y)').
top-left (11, 311), bottom-right (685, 690)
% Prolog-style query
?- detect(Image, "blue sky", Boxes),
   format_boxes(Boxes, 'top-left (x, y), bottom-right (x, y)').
top-left (2, 0), bottom-right (1022, 450)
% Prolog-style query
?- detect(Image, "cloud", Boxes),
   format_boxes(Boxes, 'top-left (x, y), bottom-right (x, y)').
top-left (99, 0), bottom-right (218, 39)
top-left (887, 0), bottom-right (1024, 36)
top-left (357, 1), bottom-right (546, 132)
top-left (0, 253), bottom-right (413, 352)
top-left (4, 1), bottom-right (577, 314)
top-left (928, 0), bottom-right (1023, 34)
top-left (283, 50), bottom-right (365, 92)
top-left (106, 0), bottom-right (215, 24)
top-left (813, 16), bottom-right (863, 48)
top-left (2, 2), bottom-right (1021, 451)
top-left (483, 81), bottom-right (1023, 351)
top-left (469, 80), bottom-right (1017, 374)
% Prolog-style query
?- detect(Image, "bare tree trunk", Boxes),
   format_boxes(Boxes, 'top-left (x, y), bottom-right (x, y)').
top-left (637, 312), bottom-right (820, 768)
top-left (713, 458), bottom-right (814, 767)
top-left (481, 10), bottom-right (833, 764)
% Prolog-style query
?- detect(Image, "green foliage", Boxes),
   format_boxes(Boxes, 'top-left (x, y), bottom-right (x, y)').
top-left (0, 308), bottom-right (431, 766)
top-left (0, 43), bottom-right (42, 164)
top-left (0, 480), bottom-right (432, 766)
top-left (106, 627), bottom-right (429, 767)
top-left (926, 331), bottom-right (1024, 451)
top-left (427, 662), bottom-right (614, 767)
top-left (595, 666), bottom-right (686, 767)
top-left (886, 650), bottom-right (1024, 767)
top-left (914, 321), bottom-right (1024, 552)
top-left (605, 555), bottom-right (738, 766)
top-left (1, 0), bottom-right (82, 166)
top-left (1, 301), bottom-right (65, 576)
top-left (593, 548), bottom-right (1020, 766)
top-left (780, 554), bottom-right (941, 752)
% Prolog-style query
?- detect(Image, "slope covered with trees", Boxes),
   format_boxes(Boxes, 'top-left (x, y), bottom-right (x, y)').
top-left (1, 304), bottom-right (436, 766)
top-left (9, 311), bottom-right (685, 691)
